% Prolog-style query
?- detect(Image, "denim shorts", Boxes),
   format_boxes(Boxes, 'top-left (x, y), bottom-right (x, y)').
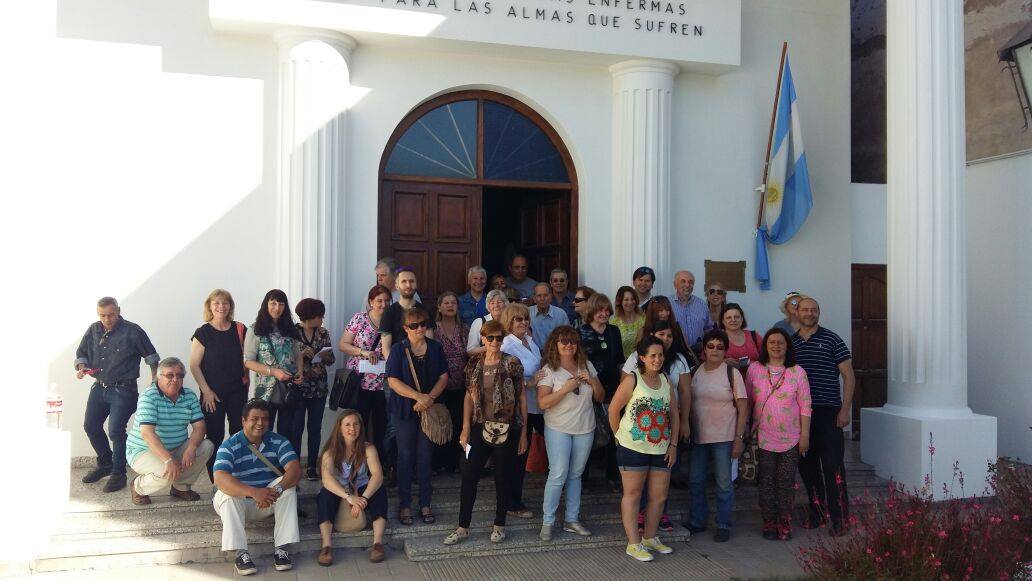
top-left (616, 444), bottom-right (671, 472)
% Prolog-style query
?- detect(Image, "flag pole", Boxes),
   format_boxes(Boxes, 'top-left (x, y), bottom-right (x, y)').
top-left (756, 41), bottom-right (789, 230)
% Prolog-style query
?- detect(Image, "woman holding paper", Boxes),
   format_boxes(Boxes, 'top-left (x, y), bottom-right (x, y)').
top-left (295, 298), bottom-right (337, 480)
top-left (443, 319), bottom-right (528, 546)
top-left (340, 285), bottom-right (391, 468)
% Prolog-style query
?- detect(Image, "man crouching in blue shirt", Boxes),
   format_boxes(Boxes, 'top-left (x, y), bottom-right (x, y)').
top-left (213, 398), bottom-right (301, 576)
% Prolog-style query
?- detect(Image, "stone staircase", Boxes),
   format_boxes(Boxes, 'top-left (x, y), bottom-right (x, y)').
top-left (32, 445), bottom-right (888, 573)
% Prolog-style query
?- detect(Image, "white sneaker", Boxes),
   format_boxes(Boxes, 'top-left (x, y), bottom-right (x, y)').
top-left (563, 521), bottom-right (592, 536)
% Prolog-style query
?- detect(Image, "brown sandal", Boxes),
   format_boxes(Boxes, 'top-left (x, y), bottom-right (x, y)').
top-left (421, 507), bottom-right (436, 524)
top-left (399, 509), bottom-right (414, 526)
top-left (317, 546), bottom-right (333, 567)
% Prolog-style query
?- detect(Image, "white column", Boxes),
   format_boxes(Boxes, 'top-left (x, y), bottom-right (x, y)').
top-left (609, 60), bottom-right (679, 293)
top-left (861, 0), bottom-right (996, 498)
top-left (274, 30), bottom-right (355, 338)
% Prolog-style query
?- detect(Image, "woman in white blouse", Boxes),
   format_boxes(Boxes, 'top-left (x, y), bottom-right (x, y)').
top-left (466, 290), bottom-right (509, 355)
top-left (536, 325), bottom-right (604, 540)
top-left (499, 302), bottom-right (542, 518)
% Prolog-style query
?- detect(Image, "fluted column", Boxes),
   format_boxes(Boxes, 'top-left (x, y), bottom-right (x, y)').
top-left (274, 30), bottom-right (354, 336)
top-left (861, 0), bottom-right (996, 498)
top-left (609, 60), bottom-right (679, 292)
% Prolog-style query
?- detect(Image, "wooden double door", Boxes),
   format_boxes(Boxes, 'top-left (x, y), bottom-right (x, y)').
top-left (378, 180), bottom-right (572, 301)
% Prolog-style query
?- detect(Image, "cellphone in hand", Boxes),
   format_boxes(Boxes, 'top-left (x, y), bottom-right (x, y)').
top-left (738, 357), bottom-right (750, 366)
top-left (83, 368), bottom-right (99, 376)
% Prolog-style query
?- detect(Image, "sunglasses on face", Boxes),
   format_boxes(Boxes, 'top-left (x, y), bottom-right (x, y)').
top-left (161, 373), bottom-right (186, 380)
top-left (405, 321), bottom-right (428, 330)
top-left (707, 289), bottom-right (727, 295)
top-left (705, 343), bottom-right (726, 351)
top-left (558, 338), bottom-right (578, 346)
top-left (483, 335), bottom-right (504, 343)
top-left (789, 300), bottom-right (800, 306)
top-left (573, 297), bottom-right (587, 303)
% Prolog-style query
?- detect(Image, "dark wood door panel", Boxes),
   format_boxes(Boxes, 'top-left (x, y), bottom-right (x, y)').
top-left (380, 180), bottom-right (482, 301)
top-left (851, 263), bottom-right (888, 435)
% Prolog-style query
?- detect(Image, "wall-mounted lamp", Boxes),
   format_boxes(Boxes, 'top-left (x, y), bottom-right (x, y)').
top-left (998, 21), bottom-right (1032, 130)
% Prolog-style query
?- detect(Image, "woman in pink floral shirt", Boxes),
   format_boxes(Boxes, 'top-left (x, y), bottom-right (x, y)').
top-left (339, 285), bottom-right (391, 462)
top-left (746, 327), bottom-right (811, 541)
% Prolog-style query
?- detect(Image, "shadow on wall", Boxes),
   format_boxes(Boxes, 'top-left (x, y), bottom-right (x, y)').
top-left (45, 0), bottom-right (335, 460)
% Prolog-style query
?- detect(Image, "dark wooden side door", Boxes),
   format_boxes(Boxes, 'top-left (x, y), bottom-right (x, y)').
top-left (518, 189), bottom-right (571, 282)
top-left (379, 181), bottom-right (482, 301)
top-left (851, 263), bottom-right (887, 436)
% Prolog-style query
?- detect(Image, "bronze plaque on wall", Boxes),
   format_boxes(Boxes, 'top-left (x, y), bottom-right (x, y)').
top-left (705, 260), bottom-right (746, 293)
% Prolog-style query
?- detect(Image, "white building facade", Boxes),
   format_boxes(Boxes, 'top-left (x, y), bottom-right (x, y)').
top-left (4, 2), bottom-right (1022, 546)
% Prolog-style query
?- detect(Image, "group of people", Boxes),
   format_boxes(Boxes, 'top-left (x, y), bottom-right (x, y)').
top-left (73, 254), bottom-right (854, 574)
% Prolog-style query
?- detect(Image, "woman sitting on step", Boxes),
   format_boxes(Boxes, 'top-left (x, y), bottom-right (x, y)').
top-left (316, 409), bottom-right (389, 566)
top-left (443, 319), bottom-right (528, 546)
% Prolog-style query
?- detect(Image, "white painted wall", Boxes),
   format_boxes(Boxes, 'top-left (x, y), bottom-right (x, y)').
top-left (966, 152), bottom-right (1032, 461)
top-left (672, 0), bottom-right (852, 339)
top-left (4, 0), bottom-right (852, 463)
top-left (850, 182), bottom-right (887, 265)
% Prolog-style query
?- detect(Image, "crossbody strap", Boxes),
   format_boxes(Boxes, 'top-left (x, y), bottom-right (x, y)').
top-left (248, 443), bottom-right (284, 477)
top-left (753, 367), bottom-right (788, 433)
top-left (404, 347), bottom-right (422, 391)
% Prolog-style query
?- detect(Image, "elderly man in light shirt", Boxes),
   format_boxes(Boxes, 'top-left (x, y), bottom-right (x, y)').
top-left (529, 282), bottom-right (569, 350)
top-left (670, 270), bottom-right (714, 350)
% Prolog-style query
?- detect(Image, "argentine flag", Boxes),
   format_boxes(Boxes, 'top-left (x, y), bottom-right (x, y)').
top-left (756, 56), bottom-right (813, 291)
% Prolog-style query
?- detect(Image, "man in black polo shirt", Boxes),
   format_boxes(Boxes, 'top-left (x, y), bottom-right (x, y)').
top-left (791, 297), bottom-right (855, 535)
top-left (74, 297), bottom-right (160, 492)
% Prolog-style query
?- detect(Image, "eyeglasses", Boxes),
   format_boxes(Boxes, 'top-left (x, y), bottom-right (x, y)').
top-left (573, 297), bottom-right (587, 303)
top-left (707, 289), bottom-right (727, 296)
top-left (405, 321), bottom-right (428, 330)
top-left (511, 316), bottom-right (527, 323)
top-left (161, 373), bottom-right (186, 380)
top-left (789, 299), bottom-right (800, 306)
top-left (558, 338), bottom-right (578, 346)
top-left (483, 335), bottom-right (504, 343)
top-left (705, 343), bottom-right (726, 351)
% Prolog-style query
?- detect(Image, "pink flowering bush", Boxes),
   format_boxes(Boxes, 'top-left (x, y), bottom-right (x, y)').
top-left (799, 435), bottom-right (1032, 580)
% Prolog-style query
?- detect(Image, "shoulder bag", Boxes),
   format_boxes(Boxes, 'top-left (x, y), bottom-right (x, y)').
top-left (235, 322), bottom-right (250, 388)
top-left (404, 346), bottom-right (452, 446)
top-left (268, 379), bottom-right (301, 408)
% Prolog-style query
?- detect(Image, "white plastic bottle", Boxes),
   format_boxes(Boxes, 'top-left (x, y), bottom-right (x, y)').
top-left (46, 382), bottom-right (63, 430)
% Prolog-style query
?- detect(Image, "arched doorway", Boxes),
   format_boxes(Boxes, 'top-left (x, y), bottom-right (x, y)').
top-left (378, 90), bottom-right (578, 300)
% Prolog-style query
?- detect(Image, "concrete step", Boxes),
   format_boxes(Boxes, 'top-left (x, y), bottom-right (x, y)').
top-left (50, 470), bottom-right (889, 540)
top-left (404, 523), bottom-right (692, 562)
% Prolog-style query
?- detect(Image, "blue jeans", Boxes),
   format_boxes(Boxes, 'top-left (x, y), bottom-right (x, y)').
top-left (292, 395), bottom-right (327, 466)
top-left (689, 441), bottom-right (734, 529)
top-left (542, 426), bottom-right (594, 525)
top-left (392, 413), bottom-right (433, 510)
top-left (83, 383), bottom-right (138, 475)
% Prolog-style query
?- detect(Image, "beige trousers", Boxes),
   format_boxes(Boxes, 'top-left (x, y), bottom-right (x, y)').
top-left (212, 480), bottom-right (300, 552)
top-left (129, 439), bottom-right (214, 496)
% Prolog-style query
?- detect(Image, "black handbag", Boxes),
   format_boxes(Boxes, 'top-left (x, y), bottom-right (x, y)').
top-left (329, 368), bottom-right (362, 411)
top-left (268, 379), bottom-right (301, 408)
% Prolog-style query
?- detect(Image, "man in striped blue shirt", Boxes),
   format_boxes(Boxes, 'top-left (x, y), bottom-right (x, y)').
top-left (791, 297), bottom-right (855, 536)
top-left (671, 270), bottom-right (714, 350)
top-left (213, 398), bottom-right (301, 575)
top-left (126, 357), bottom-right (213, 506)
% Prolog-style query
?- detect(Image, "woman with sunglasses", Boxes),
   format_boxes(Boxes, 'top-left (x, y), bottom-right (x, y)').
top-left (385, 307), bottom-right (449, 526)
top-left (444, 320), bottom-right (528, 546)
top-left (609, 336), bottom-right (680, 562)
top-left (570, 286), bottom-right (595, 328)
top-left (536, 325), bottom-right (605, 540)
top-left (684, 329), bottom-right (749, 543)
top-left (499, 302), bottom-right (543, 518)
top-left (773, 291), bottom-right (805, 336)
top-left (705, 282), bottom-right (727, 328)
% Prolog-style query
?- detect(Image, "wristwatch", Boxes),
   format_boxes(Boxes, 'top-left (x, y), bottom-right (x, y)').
top-left (274, 484), bottom-right (284, 494)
